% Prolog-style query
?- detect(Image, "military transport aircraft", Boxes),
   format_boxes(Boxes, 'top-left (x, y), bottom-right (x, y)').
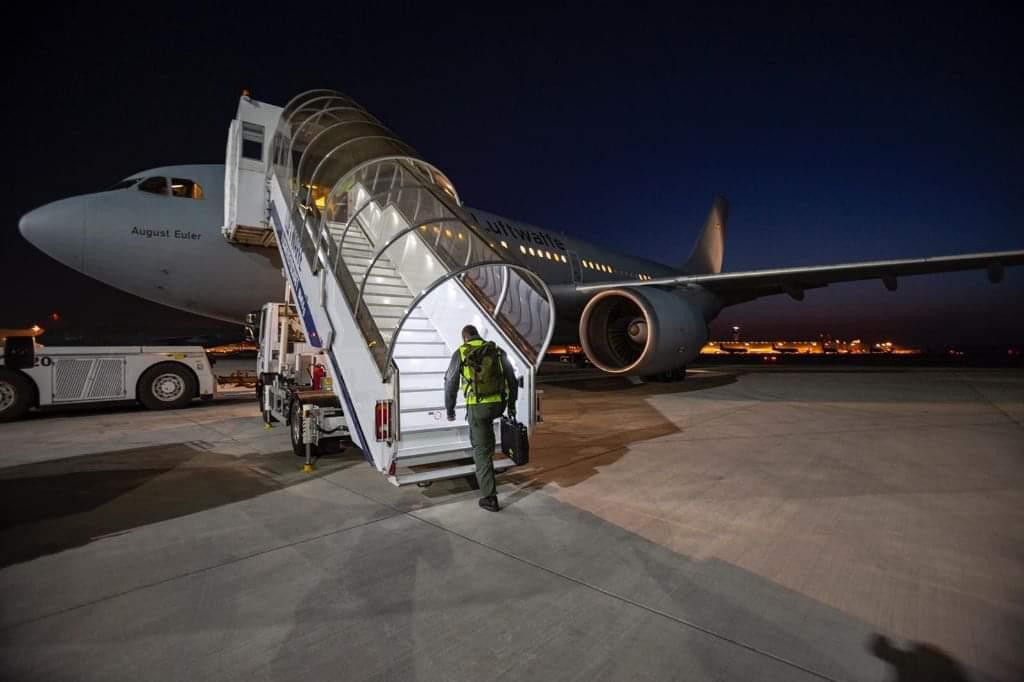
top-left (17, 99), bottom-right (1024, 378)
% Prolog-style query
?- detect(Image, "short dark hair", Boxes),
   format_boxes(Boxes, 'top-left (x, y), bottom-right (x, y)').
top-left (461, 325), bottom-right (480, 340)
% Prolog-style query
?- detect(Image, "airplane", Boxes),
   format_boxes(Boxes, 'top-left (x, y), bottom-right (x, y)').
top-left (17, 95), bottom-right (1024, 379)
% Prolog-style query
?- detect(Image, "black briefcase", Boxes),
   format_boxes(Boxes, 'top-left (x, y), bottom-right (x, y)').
top-left (500, 415), bottom-right (530, 466)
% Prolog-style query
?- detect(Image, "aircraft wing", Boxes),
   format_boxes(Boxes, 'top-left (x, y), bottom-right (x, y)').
top-left (575, 249), bottom-right (1024, 304)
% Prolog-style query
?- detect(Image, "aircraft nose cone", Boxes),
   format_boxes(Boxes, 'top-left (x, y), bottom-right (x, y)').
top-left (18, 198), bottom-right (87, 272)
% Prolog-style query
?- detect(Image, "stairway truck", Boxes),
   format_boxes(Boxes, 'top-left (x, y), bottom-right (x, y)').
top-left (226, 90), bottom-right (555, 485)
top-left (0, 329), bottom-right (215, 422)
top-left (250, 303), bottom-right (350, 457)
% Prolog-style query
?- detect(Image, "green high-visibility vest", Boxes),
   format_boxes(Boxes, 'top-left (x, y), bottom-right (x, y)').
top-left (459, 339), bottom-right (504, 405)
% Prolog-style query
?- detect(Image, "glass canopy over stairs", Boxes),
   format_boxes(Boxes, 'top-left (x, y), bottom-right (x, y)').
top-left (264, 89), bottom-right (555, 484)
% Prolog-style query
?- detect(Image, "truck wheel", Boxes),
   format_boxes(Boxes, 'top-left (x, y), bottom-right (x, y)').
top-left (289, 400), bottom-right (321, 457)
top-left (138, 363), bottom-right (196, 410)
top-left (0, 369), bottom-right (32, 422)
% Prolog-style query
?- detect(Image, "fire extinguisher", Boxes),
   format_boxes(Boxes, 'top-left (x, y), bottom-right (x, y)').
top-left (311, 361), bottom-right (326, 391)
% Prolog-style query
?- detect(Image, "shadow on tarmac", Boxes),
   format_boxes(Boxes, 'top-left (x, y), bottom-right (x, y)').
top-left (13, 394), bottom-right (252, 422)
top-left (869, 634), bottom-right (973, 681)
top-left (0, 371), bottom-right (1005, 680)
top-left (506, 369), bottom-right (737, 489)
top-left (0, 443), bottom-right (361, 568)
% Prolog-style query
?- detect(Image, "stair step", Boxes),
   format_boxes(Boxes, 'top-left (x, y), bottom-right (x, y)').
top-left (345, 264), bottom-right (398, 276)
top-left (400, 404), bottom-right (465, 428)
top-left (368, 305), bottom-right (427, 320)
top-left (362, 274), bottom-right (407, 284)
top-left (401, 421), bottom-right (470, 435)
top-left (327, 224), bottom-right (370, 240)
top-left (395, 448), bottom-right (472, 466)
top-left (397, 372), bottom-right (447, 390)
top-left (393, 344), bottom-right (450, 358)
top-left (368, 302), bottom-right (417, 310)
top-left (365, 282), bottom-right (416, 296)
top-left (383, 330), bottom-right (442, 344)
top-left (388, 457), bottom-right (516, 487)
top-left (363, 293), bottom-right (415, 306)
top-left (344, 255), bottom-right (392, 266)
top-left (402, 404), bottom-right (451, 414)
top-left (378, 318), bottom-right (434, 332)
top-left (329, 231), bottom-right (370, 244)
top-left (401, 392), bottom-right (462, 411)
top-left (394, 357), bottom-right (449, 374)
top-left (341, 247), bottom-right (375, 257)
top-left (338, 238), bottom-right (372, 249)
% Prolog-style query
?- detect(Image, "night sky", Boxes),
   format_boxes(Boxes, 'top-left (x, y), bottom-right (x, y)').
top-left (5, 3), bottom-right (1022, 347)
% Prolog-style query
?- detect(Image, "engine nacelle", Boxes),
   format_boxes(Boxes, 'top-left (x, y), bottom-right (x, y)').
top-left (579, 288), bottom-right (708, 375)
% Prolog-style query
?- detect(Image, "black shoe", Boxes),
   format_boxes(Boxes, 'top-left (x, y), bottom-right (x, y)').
top-left (478, 495), bottom-right (500, 512)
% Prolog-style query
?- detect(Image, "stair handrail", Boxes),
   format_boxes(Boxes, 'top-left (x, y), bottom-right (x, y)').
top-left (353, 216), bottom-right (465, 312)
top-left (382, 261), bottom-right (555, 381)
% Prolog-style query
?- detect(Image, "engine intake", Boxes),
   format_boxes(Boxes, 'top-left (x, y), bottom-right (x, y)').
top-left (579, 288), bottom-right (707, 375)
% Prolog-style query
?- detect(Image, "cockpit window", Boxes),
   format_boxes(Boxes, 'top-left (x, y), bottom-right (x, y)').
top-left (107, 177), bottom-right (141, 191)
top-left (170, 178), bottom-right (204, 200)
top-left (138, 177), bottom-right (169, 195)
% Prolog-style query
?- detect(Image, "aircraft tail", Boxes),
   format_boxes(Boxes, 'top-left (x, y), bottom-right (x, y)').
top-left (682, 196), bottom-right (728, 274)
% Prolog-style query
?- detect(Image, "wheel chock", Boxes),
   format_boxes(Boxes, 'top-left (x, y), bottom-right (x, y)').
top-left (303, 463), bottom-right (315, 473)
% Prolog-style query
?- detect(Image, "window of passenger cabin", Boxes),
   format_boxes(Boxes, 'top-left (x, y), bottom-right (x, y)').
top-left (242, 122), bottom-right (264, 161)
top-left (138, 177), bottom-right (169, 195)
top-left (170, 178), bottom-right (204, 199)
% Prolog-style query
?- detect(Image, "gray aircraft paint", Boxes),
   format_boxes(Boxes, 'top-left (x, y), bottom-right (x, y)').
top-left (20, 165), bottom-right (283, 323)
top-left (20, 165), bottom-right (693, 339)
top-left (19, 164), bottom-right (1023, 350)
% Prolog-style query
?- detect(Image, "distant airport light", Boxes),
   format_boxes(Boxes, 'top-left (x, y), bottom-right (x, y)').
top-left (500, 240), bottom-right (508, 248)
top-left (520, 245), bottom-right (526, 254)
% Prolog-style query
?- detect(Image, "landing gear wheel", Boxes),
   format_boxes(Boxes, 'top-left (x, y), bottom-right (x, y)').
top-left (0, 369), bottom-right (32, 422)
top-left (138, 363), bottom-right (196, 410)
top-left (289, 400), bottom-right (321, 458)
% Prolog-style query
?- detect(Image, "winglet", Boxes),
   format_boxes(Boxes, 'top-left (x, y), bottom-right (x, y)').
top-left (683, 196), bottom-right (728, 274)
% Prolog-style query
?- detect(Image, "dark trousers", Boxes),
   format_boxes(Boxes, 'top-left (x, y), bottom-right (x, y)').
top-left (467, 401), bottom-right (504, 498)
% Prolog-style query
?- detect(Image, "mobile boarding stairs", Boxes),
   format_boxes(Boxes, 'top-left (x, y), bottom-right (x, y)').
top-left (224, 90), bottom-right (555, 486)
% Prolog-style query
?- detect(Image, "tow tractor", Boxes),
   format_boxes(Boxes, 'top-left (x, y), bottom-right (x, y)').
top-left (250, 303), bottom-right (349, 466)
top-left (0, 327), bottom-right (216, 422)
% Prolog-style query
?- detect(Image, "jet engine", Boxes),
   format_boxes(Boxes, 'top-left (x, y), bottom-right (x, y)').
top-left (578, 287), bottom-right (708, 375)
